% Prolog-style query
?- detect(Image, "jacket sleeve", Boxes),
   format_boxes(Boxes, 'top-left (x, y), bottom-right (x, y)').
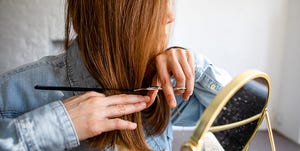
top-left (171, 51), bottom-right (232, 126)
top-left (0, 101), bottom-right (79, 151)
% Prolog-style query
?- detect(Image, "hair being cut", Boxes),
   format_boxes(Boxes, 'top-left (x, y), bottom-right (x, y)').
top-left (65, 0), bottom-right (170, 150)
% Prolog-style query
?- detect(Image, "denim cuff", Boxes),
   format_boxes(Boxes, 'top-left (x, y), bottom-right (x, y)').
top-left (16, 101), bottom-right (79, 150)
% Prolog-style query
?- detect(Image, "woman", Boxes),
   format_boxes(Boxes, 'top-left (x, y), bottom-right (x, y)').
top-left (0, 0), bottom-right (230, 150)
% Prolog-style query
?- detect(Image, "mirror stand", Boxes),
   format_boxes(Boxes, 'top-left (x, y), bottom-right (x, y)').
top-left (265, 108), bottom-right (276, 151)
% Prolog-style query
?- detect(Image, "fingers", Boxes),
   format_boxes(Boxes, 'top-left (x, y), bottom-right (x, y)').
top-left (63, 92), bottom-right (150, 140)
top-left (80, 118), bottom-right (138, 140)
top-left (106, 102), bottom-right (147, 118)
top-left (169, 50), bottom-right (186, 94)
top-left (156, 54), bottom-right (177, 108)
top-left (180, 50), bottom-right (195, 100)
top-left (77, 93), bottom-right (150, 117)
top-left (103, 118), bottom-right (137, 131)
top-left (104, 94), bottom-right (150, 106)
top-left (155, 48), bottom-right (195, 107)
top-left (88, 118), bottom-right (137, 137)
top-left (147, 75), bottom-right (159, 107)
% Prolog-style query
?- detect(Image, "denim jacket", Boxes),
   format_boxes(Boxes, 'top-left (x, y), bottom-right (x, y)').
top-left (0, 41), bottom-right (231, 151)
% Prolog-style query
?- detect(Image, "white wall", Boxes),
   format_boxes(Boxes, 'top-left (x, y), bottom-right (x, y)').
top-left (0, 0), bottom-right (299, 144)
top-left (170, 0), bottom-right (288, 128)
top-left (274, 0), bottom-right (300, 144)
top-left (0, 0), bottom-right (65, 73)
top-left (170, 0), bottom-right (300, 144)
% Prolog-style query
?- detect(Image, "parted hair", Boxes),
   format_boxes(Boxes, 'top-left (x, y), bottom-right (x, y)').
top-left (65, 0), bottom-right (171, 150)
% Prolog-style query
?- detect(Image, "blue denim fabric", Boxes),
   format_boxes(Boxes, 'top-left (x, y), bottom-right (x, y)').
top-left (0, 41), bottom-right (231, 151)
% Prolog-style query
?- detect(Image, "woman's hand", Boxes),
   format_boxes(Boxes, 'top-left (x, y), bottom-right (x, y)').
top-left (63, 92), bottom-right (150, 141)
top-left (152, 47), bottom-right (195, 108)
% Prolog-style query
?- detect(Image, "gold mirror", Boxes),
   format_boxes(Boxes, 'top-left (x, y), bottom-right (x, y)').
top-left (181, 70), bottom-right (276, 151)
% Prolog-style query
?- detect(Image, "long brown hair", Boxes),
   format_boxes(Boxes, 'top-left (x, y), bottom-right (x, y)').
top-left (65, 0), bottom-right (170, 150)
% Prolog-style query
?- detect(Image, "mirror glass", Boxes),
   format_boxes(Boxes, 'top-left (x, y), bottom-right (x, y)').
top-left (211, 77), bottom-right (269, 150)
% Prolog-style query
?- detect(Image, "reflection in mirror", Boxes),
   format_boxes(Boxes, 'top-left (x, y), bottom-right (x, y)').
top-left (212, 77), bottom-right (269, 150)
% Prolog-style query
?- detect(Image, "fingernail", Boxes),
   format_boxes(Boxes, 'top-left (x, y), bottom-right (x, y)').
top-left (130, 123), bottom-right (137, 129)
top-left (140, 102), bottom-right (146, 108)
top-left (144, 96), bottom-right (150, 102)
top-left (171, 99), bottom-right (177, 108)
top-left (183, 97), bottom-right (189, 101)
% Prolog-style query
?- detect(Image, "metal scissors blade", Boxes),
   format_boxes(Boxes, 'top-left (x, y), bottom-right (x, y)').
top-left (133, 86), bottom-right (186, 92)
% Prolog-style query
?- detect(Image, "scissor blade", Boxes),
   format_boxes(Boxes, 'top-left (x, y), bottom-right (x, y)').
top-left (133, 86), bottom-right (186, 91)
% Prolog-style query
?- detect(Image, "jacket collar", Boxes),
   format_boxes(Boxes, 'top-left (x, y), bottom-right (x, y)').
top-left (66, 40), bottom-right (100, 95)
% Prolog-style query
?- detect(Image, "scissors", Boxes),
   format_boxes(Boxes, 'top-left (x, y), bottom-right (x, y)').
top-left (35, 85), bottom-right (186, 93)
top-left (133, 86), bottom-right (186, 91)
